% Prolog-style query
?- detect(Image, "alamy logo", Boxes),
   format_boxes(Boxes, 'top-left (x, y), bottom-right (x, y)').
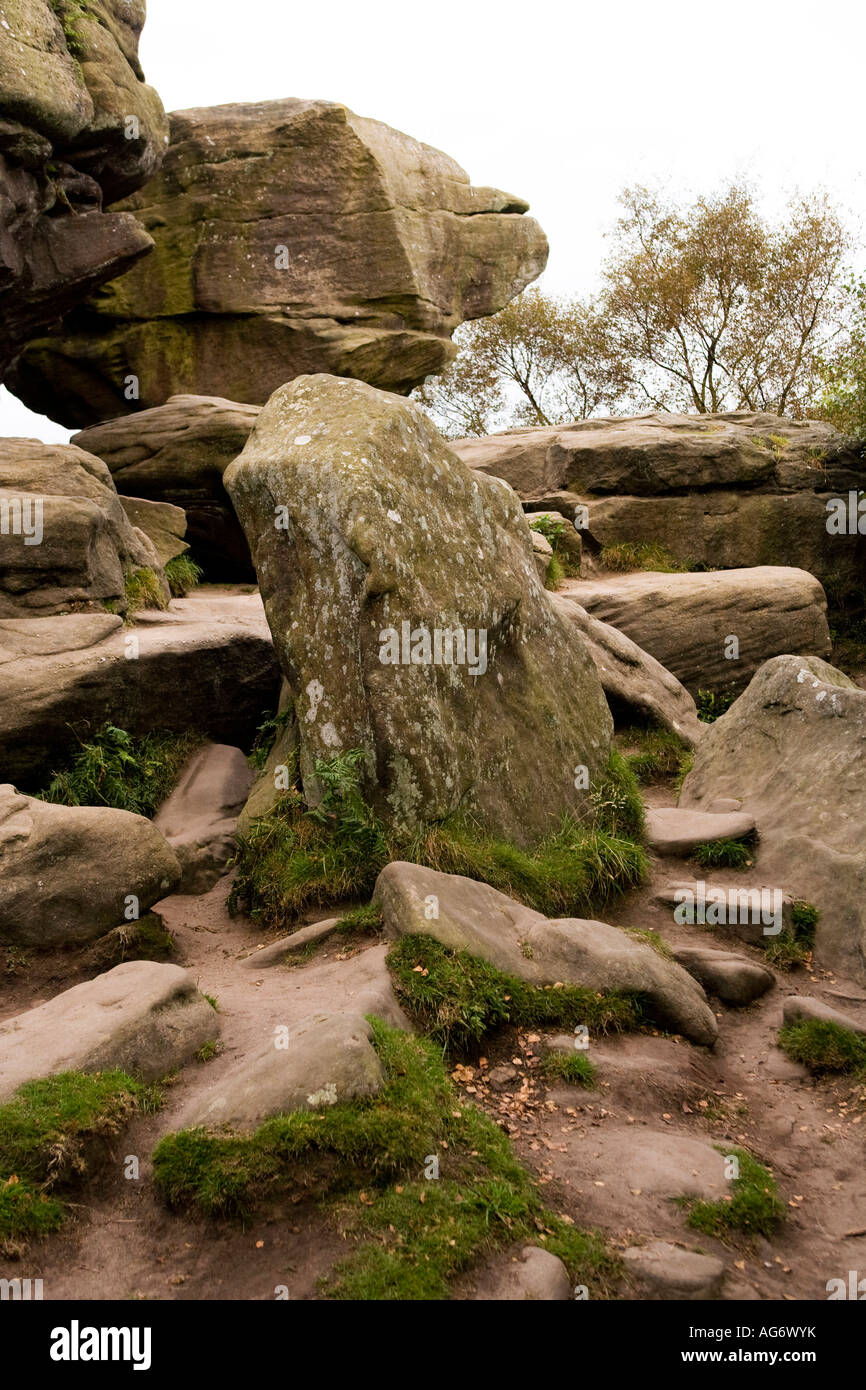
top-left (826, 1271), bottom-right (866, 1299)
top-left (672, 881), bottom-right (783, 935)
top-left (0, 1277), bottom-right (43, 1300)
top-left (379, 622), bottom-right (488, 676)
top-left (0, 495), bottom-right (43, 545)
top-left (825, 492), bottom-right (866, 534)
top-left (50, 1321), bottom-right (152, 1371)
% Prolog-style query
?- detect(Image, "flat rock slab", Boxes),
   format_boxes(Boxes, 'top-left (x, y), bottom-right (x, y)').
top-left (782, 996), bottom-right (866, 1036)
top-left (674, 947), bottom-right (774, 1006)
top-left (374, 861), bottom-right (717, 1045)
top-left (646, 807), bottom-right (756, 856)
top-left (242, 942), bottom-right (411, 1035)
top-left (654, 881), bottom-right (792, 947)
top-left (546, 1032), bottom-right (716, 1110)
top-left (578, 1130), bottom-right (731, 1202)
top-left (0, 962), bottom-right (218, 1103)
top-left (154, 742), bottom-right (254, 894)
top-left (240, 918), bottom-right (342, 969)
top-left (471, 1246), bottom-right (572, 1301)
top-left (177, 1012), bottom-right (383, 1132)
top-left (623, 1241), bottom-right (726, 1300)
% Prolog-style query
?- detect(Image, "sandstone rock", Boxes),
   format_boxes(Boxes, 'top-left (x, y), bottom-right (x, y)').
top-left (240, 918), bottom-right (343, 970)
top-left (0, 961), bottom-right (217, 1103)
top-left (0, 783), bottom-right (181, 947)
top-left (242, 942), bottom-right (411, 1034)
top-left (0, 0), bottom-right (166, 378)
top-left (237, 678), bottom-right (297, 833)
top-left (654, 881), bottom-right (794, 947)
top-left (0, 437), bottom-right (168, 617)
top-left (472, 1247), bottom-right (572, 1301)
top-left (119, 497), bottom-right (188, 568)
top-left (177, 1013), bottom-right (383, 1132)
top-left (73, 396), bottom-right (261, 579)
top-left (781, 996), bottom-right (866, 1036)
top-left (560, 567), bottom-right (831, 696)
top-left (680, 655), bottom-right (866, 982)
top-left (576, 1128), bottom-right (730, 1201)
top-left (225, 375), bottom-right (612, 846)
top-left (153, 743), bottom-right (254, 894)
top-left (622, 1241), bottom-right (726, 1300)
top-left (0, 592), bottom-right (280, 787)
top-left (529, 526), bottom-right (553, 583)
top-left (551, 593), bottom-right (705, 748)
top-left (11, 99), bottom-right (548, 425)
top-left (673, 947), bottom-right (774, 1005)
top-left (374, 861), bottom-right (718, 1045)
top-left (546, 1033), bottom-right (717, 1109)
top-left (645, 806), bottom-right (756, 857)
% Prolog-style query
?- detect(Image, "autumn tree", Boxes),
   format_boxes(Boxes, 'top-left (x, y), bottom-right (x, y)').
top-left (817, 278), bottom-right (866, 438)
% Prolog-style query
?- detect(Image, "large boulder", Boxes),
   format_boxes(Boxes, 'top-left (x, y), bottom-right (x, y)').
top-left (560, 567), bottom-right (831, 696)
top-left (154, 742), bottom-right (254, 894)
top-left (0, 593), bottom-right (280, 787)
top-left (0, 437), bottom-right (168, 616)
top-left (679, 655), bottom-right (866, 982)
top-left (224, 375), bottom-right (613, 845)
top-left (0, 962), bottom-right (218, 1103)
top-left (374, 862), bottom-right (718, 1045)
top-left (119, 497), bottom-right (188, 568)
top-left (9, 98), bottom-right (548, 425)
top-left (0, 0), bottom-right (167, 378)
top-left (0, 784), bottom-right (181, 947)
top-left (73, 395), bottom-right (261, 578)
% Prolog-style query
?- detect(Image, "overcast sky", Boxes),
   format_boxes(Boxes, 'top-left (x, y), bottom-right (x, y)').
top-left (4, 0), bottom-right (864, 442)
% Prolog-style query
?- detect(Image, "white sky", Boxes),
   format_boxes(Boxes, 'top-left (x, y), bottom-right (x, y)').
top-left (3, 0), bottom-right (865, 441)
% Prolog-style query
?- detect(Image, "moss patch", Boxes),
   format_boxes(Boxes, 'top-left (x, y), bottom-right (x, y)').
top-left (618, 725), bottom-right (691, 785)
top-left (777, 1019), bottom-right (866, 1076)
top-left (599, 542), bottom-right (690, 574)
top-left (681, 1146), bottom-right (785, 1241)
top-left (540, 1052), bottom-right (597, 1088)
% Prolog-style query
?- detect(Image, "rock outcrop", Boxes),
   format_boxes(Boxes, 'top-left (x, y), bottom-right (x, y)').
top-left (680, 655), bottom-right (866, 982)
top-left (559, 567), bottom-right (831, 696)
top-left (0, 0), bottom-right (167, 379)
top-left (73, 395), bottom-right (261, 578)
top-left (9, 99), bottom-right (548, 425)
top-left (0, 436), bottom-right (169, 617)
top-left (224, 374), bottom-right (612, 845)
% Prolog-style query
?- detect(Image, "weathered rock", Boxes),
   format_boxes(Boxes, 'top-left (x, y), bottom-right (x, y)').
top-left (73, 396), bottom-right (261, 579)
top-left (529, 526), bottom-right (553, 583)
top-left (0, 437), bottom-right (168, 617)
top-left (546, 1033), bottom-right (717, 1109)
top-left (119, 497), bottom-right (188, 568)
top-left (781, 996), bottom-right (866, 1036)
top-left (0, 961), bottom-right (217, 1103)
top-left (622, 1241), bottom-right (726, 1300)
top-left (0, 0), bottom-right (167, 378)
top-left (654, 881), bottom-right (793, 947)
top-left (673, 947), bottom-right (774, 1006)
top-left (0, 783), bottom-right (181, 947)
top-left (241, 941), bottom-right (411, 1033)
top-left (472, 1247), bottom-right (572, 1301)
top-left (240, 917), bottom-right (343, 969)
top-left (153, 743), bottom-right (254, 894)
top-left (560, 567), bottom-right (831, 696)
top-left (178, 1012), bottom-right (383, 1132)
top-left (551, 593), bottom-right (705, 748)
top-left (225, 375), bottom-right (612, 846)
top-left (237, 677), bottom-right (297, 833)
top-left (374, 861), bottom-right (718, 1045)
top-left (11, 98), bottom-right (548, 425)
top-left (0, 592), bottom-right (280, 787)
top-left (680, 655), bottom-right (866, 982)
top-left (645, 806), bottom-right (756, 857)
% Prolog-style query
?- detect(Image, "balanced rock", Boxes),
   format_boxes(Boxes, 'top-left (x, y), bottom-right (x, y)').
top-left (11, 99), bottom-right (548, 425)
top-left (374, 861), bottom-right (718, 1044)
top-left (225, 375), bottom-right (612, 846)
top-left (0, 783), bottom-right (181, 947)
top-left (680, 655), bottom-right (866, 982)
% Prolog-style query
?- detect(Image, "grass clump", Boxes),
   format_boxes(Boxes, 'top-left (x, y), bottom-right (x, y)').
top-left (335, 904), bottom-right (384, 936)
top-left (696, 689), bottom-right (738, 722)
top-left (124, 567), bottom-right (168, 621)
top-left (619, 725), bottom-right (691, 786)
top-left (682, 1147), bottom-right (785, 1241)
top-left (0, 1071), bottom-right (162, 1255)
top-left (387, 936), bottom-right (644, 1053)
top-left (541, 1052), bottom-right (597, 1087)
top-left (164, 554), bottom-right (203, 598)
top-left (229, 749), bottom-right (648, 932)
top-left (528, 516), bottom-right (582, 585)
top-left (764, 900), bottom-right (818, 970)
top-left (691, 836), bottom-right (754, 870)
top-left (152, 1020), bottom-right (619, 1300)
top-left (37, 724), bottom-right (201, 818)
top-left (777, 1019), bottom-right (866, 1076)
top-left (599, 542), bottom-right (690, 574)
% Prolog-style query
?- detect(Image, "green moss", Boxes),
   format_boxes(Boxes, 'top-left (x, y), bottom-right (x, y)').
top-left (0, 1070), bottom-right (162, 1255)
top-left (691, 837), bottom-right (755, 870)
top-left (540, 1052), bottom-right (597, 1087)
top-left (152, 1020), bottom-right (619, 1300)
top-left (335, 904), bottom-right (384, 936)
top-left (529, 516), bottom-right (582, 583)
top-left (619, 725), bottom-right (691, 785)
top-left (37, 724), bottom-right (202, 818)
top-left (164, 554), bottom-right (203, 598)
top-left (599, 542), bottom-right (690, 574)
top-left (777, 1019), bottom-right (866, 1075)
top-left (387, 936), bottom-right (644, 1053)
top-left (682, 1147), bottom-right (785, 1240)
top-left (545, 552), bottom-right (565, 589)
top-left (696, 689), bottom-right (738, 722)
top-left (623, 926), bottom-right (673, 959)
top-left (49, 0), bottom-right (91, 58)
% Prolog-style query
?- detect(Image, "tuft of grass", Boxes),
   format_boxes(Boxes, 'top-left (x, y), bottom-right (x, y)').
top-left (777, 1019), bottom-right (866, 1076)
top-left (164, 554), bottom-right (203, 598)
top-left (229, 749), bottom-right (648, 932)
top-left (196, 1041), bottom-right (222, 1064)
top-left (619, 725), bottom-right (691, 786)
top-left (124, 567), bottom-right (168, 621)
top-left (37, 724), bottom-right (202, 818)
top-left (682, 1147), bottom-right (785, 1241)
top-left (545, 552), bottom-right (565, 590)
top-left (623, 926), bottom-right (673, 958)
top-left (335, 904), bottom-right (384, 936)
top-left (203, 994), bottom-right (219, 1012)
top-left (0, 1071), bottom-right (162, 1255)
top-left (696, 689), bottom-right (738, 723)
top-left (152, 1019), bottom-right (619, 1300)
top-left (386, 935), bottom-right (644, 1054)
top-left (541, 1052), bottom-right (597, 1087)
top-left (764, 900), bottom-right (818, 970)
top-left (529, 516), bottom-right (582, 585)
top-left (599, 542), bottom-right (690, 574)
top-left (691, 837), bottom-right (754, 870)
